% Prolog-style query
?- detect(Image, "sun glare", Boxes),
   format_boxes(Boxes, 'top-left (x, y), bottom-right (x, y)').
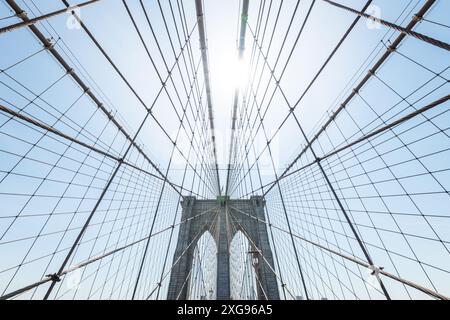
top-left (212, 50), bottom-right (250, 99)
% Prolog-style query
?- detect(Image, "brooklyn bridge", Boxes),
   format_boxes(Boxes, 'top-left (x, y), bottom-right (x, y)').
top-left (0, 0), bottom-right (449, 300)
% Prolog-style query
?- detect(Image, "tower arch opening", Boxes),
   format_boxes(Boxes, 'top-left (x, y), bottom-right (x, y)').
top-left (230, 230), bottom-right (259, 300)
top-left (187, 231), bottom-right (217, 300)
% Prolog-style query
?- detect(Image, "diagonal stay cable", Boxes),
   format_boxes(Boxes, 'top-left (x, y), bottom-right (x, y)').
top-left (0, 0), bottom-right (101, 34)
top-left (230, 0), bottom-right (436, 197)
top-left (228, 205), bottom-right (449, 300)
top-left (261, 0), bottom-right (440, 197)
top-left (63, 0), bottom-right (217, 196)
top-left (0, 103), bottom-right (189, 196)
top-left (4, 0), bottom-right (192, 198)
top-left (0, 203), bottom-right (217, 300)
top-left (321, 0), bottom-right (449, 51)
top-left (269, 93), bottom-right (450, 187)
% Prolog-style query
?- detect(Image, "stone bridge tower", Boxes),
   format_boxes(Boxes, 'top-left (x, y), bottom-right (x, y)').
top-left (167, 196), bottom-right (280, 300)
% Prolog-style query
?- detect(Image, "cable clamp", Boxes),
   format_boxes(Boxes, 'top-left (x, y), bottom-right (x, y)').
top-left (368, 265), bottom-right (384, 277)
top-left (17, 10), bottom-right (28, 19)
top-left (44, 40), bottom-right (55, 50)
top-left (46, 273), bottom-right (61, 282)
top-left (387, 45), bottom-right (397, 53)
top-left (412, 14), bottom-right (422, 22)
